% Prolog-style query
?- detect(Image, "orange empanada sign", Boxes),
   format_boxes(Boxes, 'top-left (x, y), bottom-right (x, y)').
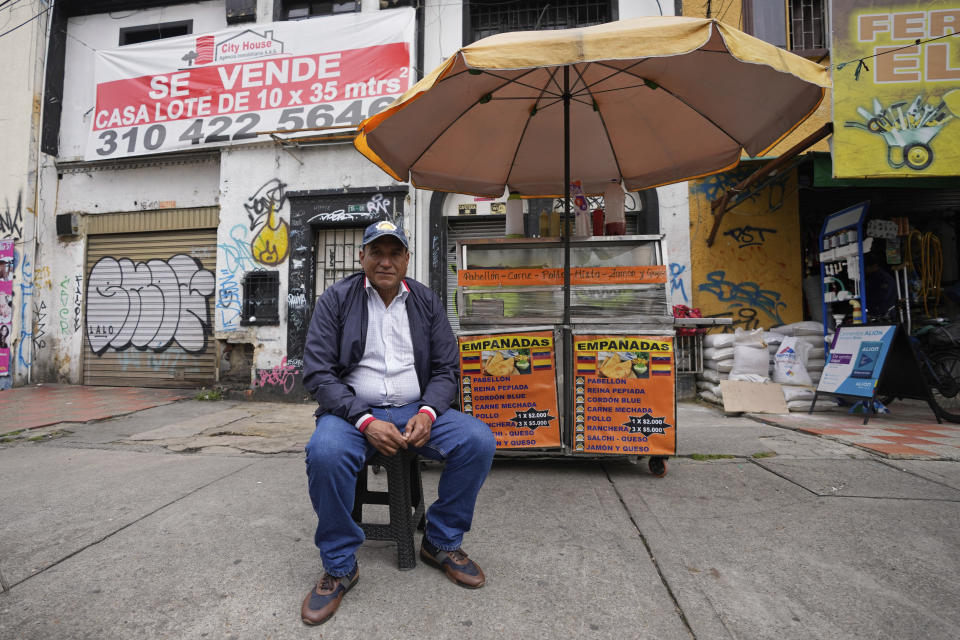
top-left (458, 330), bottom-right (561, 449)
top-left (572, 334), bottom-right (676, 456)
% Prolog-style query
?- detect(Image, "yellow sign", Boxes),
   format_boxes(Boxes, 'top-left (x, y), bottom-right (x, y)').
top-left (832, 1), bottom-right (960, 177)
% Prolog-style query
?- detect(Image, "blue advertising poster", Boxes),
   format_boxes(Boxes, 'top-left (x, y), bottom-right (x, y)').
top-left (817, 326), bottom-right (896, 398)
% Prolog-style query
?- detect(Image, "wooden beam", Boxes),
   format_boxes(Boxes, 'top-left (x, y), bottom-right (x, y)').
top-left (706, 122), bottom-right (834, 247)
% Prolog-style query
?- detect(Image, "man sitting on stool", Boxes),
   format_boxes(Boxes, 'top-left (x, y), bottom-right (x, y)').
top-left (300, 220), bottom-right (496, 626)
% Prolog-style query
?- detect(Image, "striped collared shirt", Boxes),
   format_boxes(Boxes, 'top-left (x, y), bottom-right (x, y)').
top-left (347, 278), bottom-right (436, 429)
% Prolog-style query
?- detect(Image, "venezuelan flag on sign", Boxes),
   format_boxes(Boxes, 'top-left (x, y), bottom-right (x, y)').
top-left (576, 354), bottom-right (596, 375)
top-left (462, 354), bottom-right (482, 373)
top-left (532, 350), bottom-right (552, 370)
top-left (651, 355), bottom-right (672, 366)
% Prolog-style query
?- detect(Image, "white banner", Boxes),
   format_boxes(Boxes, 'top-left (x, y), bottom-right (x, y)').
top-left (86, 8), bottom-right (415, 160)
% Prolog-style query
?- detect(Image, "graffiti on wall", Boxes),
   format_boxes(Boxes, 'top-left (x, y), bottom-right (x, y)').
top-left (86, 254), bottom-right (215, 355)
top-left (690, 164), bottom-right (801, 330)
top-left (217, 223), bottom-right (259, 332)
top-left (1, 193), bottom-right (23, 240)
top-left (690, 168), bottom-right (790, 214)
top-left (669, 262), bottom-right (688, 303)
top-left (33, 300), bottom-right (47, 351)
top-left (697, 270), bottom-right (787, 326)
top-left (74, 275), bottom-right (83, 332)
top-left (18, 254), bottom-right (33, 367)
top-left (722, 225), bottom-right (777, 249)
top-left (245, 178), bottom-right (290, 266)
top-left (255, 356), bottom-right (300, 394)
top-left (58, 276), bottom-right (71, 335)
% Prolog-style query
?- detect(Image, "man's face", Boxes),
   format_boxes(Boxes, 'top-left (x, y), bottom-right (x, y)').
top-left (360, 236), bottom-right (409, 293)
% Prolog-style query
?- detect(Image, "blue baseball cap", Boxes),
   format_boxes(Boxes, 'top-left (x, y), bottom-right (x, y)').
top-left (362, 220), bottom-right (408, 249)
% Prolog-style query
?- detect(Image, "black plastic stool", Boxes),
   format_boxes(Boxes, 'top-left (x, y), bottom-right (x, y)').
top-left (351, 449), bottom-right (426, 570)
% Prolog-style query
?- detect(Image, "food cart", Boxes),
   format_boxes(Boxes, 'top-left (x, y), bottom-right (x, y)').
top-left (454, 234), bottom-right (676, 475)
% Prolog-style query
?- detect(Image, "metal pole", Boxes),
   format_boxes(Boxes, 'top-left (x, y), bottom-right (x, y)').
top-left (562, 65), bottom-right (572, 446)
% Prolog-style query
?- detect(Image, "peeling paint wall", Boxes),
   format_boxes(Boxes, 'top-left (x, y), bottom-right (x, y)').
top-left (689, 166), bottom-right (803, 332)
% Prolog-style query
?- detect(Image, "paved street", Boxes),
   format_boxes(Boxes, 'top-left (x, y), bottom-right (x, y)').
top-left (1, 387), bottom-right (959, 639)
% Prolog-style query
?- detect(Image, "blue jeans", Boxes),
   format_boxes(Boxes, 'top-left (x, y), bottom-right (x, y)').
top-left (305, 403), bottom-right (496, 577)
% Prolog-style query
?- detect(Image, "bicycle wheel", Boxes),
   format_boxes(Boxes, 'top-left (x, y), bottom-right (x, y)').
top-left (926, 349), bottom-right (960, 423)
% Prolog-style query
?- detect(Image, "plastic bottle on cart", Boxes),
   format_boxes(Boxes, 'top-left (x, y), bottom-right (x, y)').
top-left (603, 180), bottom-right (626, 235)
top-left (592, 208), bottom-right (605, 236)
top-left (505, 192), bottom-right (524, 237)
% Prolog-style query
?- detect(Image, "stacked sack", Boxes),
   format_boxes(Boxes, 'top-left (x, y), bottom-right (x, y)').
top-left (697, 332), bottom-right (735, 405)
top-left (768, 321), bottom-right (838, 411)
top-left (697, 328), bottom-right (772, 404)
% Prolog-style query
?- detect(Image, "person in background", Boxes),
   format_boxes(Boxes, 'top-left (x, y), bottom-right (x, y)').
top-left (299, 220), bottom-right (496, 626)
top-left (864, 250), bottom-right (898, 320)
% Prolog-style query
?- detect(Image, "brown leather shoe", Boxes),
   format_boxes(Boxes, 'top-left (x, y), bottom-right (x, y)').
top-left (420, 539), bottom-right (485, 589)
top-left (300, 564), bottom-right (359, 625)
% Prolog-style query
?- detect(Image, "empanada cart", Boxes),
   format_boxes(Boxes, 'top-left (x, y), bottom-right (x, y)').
top-left (454, 234), bottom-right (676, 475)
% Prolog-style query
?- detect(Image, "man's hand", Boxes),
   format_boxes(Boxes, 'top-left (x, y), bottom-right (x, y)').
top-left (364, 420), bottom-right (407, 456)
top-left (403, 412), bottom-right (432, 448)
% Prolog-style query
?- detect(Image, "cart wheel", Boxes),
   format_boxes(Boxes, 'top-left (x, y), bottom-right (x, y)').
top-left (648, 456), bottom-right (667, 478)
top-left (904, 143), bottom-right (933, 170)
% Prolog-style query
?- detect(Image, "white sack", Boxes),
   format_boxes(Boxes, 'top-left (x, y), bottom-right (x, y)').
top-left (730, 328), bottom-right (770, 382)
top-left (764, 332), bottom-right (784, 345)
top-left (789, 398), bottom-right (840, 411)
top-left (782, 385), bottom-right (815, 402)
top-left (703, 333), bottom-right (735, 349)
top-left (771, 321), bottom-right (824, 336)
top-left (699, 368), bottom-right (722, 384)
top-left (703, 346), bottom-right (734, 361)
top-left (698, 390), bottom-right (721, 405)
top-left (696, 380), bottom-right (722, 396)
top-left (772, 337), bottom-right (813, 386)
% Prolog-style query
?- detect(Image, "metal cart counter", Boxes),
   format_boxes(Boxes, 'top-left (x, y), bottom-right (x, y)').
top-left (454, 235), bottom-right (677, 472)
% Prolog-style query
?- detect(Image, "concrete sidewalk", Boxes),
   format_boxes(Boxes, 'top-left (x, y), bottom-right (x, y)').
top-left (1, 396), bottom-right (959, 639)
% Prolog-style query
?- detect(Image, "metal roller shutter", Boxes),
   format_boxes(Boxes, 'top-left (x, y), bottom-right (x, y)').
top-left (83, 228), bottom-right (218, 388)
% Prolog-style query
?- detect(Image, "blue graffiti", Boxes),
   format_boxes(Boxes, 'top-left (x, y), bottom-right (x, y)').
top-left (691, 168), bottom-right (789, 213)
top-left (18, 253), bottom-right (33, 368)
top-left (722, 225), bottom-right (778, 248)
top-left (217, 268), bottom-right (242, 331)
top-left (669, 262), bottom-right (688, 302)
top-left (697, 270), bottom-right (786, 325)
top-left (218, 224), bottom-right (260, 274)
top-left (217, 224), bottom-right (260, 332)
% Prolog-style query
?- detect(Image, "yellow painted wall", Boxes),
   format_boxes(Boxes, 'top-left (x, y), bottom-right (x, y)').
top-left (689, 166), bottom-right (803, 332)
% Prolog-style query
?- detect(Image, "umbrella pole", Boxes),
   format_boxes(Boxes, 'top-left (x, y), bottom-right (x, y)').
top-left (562, 65), bottom-right (573, 446)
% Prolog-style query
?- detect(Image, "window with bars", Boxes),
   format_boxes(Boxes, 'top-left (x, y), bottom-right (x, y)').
top-left (314, 227), bottom-right (366, 302)
top-left (466, 0), bottom-right (613, 44)
top-left (743, 0), bottom-right (827, 57)
top-left (241, 271), bottom-right (280, 325)
top-left (788, 0), bottom-right (828, 54)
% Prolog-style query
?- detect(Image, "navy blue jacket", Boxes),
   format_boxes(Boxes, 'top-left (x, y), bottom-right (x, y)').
top-left (302, 272), bottom-right (458, 422)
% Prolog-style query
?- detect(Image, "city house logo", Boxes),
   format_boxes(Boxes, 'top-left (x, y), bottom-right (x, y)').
top-left (183, 29), bottom-right (285, 66)
top-left (215, 29), bottom-right (285, 62)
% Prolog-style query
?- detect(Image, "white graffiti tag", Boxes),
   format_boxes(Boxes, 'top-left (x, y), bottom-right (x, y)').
top-left (86, 255), bottom-right (215, 355)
